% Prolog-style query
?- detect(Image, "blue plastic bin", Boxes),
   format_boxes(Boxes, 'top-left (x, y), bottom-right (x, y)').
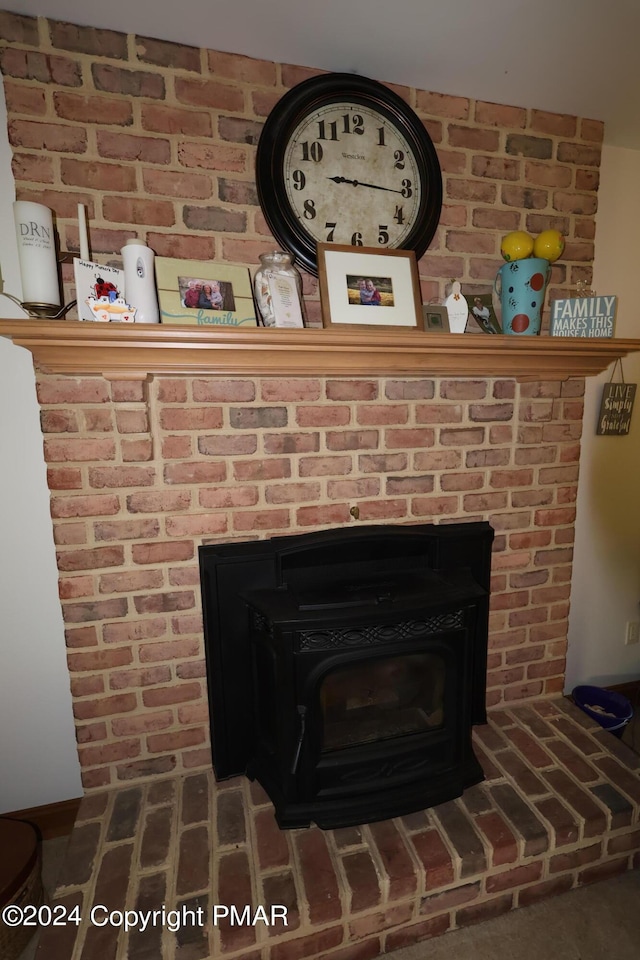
top-left (572, 685), bottom-right (634, 738)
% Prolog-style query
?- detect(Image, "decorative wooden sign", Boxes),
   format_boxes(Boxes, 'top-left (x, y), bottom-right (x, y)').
top-left (597, 380), bottom-right (636, 435)
top-left (550, 295), bottom-right (617, 338)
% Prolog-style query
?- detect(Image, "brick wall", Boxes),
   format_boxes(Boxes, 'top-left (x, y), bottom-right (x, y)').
top-left (39, 371), bottom-right (583, 790)
top-left (0, 10), bottom-right (601, 317)
top-left (1, 12), bottom-right (596, 790)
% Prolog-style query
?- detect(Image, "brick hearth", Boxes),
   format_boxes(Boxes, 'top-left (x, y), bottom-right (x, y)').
top-left (37, 698), bottom-right (640, 960)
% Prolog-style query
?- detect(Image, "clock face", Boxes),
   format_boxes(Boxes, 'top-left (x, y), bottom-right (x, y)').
top-left (256, 74), bottom-right (442, 276)
top-left (283, 102), bottom-right (422, 250)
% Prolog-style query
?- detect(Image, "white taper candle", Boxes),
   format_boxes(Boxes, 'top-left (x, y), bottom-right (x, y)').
top-left (77, 203), bottom-right (90, 261)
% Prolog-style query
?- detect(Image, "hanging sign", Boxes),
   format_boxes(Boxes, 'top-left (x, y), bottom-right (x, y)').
top-left (596, 360), bottom-right (636, 435)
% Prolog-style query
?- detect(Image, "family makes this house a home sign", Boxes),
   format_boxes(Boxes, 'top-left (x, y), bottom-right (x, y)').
top-left (550, 295), bottom-right (617, 337)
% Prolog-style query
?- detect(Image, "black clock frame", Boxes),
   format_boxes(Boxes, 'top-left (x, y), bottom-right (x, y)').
top-left (256, 72), bottom-right (443, 277)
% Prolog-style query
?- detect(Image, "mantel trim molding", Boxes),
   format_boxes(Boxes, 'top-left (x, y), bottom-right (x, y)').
top-left (1, 319), bottom-right (639, 381)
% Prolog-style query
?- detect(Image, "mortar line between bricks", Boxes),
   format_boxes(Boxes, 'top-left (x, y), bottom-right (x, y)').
top-left (324, 825), bottom-right (352, 920)
top-left (360, 821), bottom-right (389, 904)
top-left (437, 799), bottom-right (488, 884)
top-left (90, 788), bottom-right (129, 960)
top-left (392, 815), bottom-right (428, 901)
top-left (158, 783), bottom-right (182, 960)
top-left (146, 374), bottom-right (160, 464)
top-left (423, 807), bottom-right (464, 889)
top-left (243, 780), bottom-right (274, 953)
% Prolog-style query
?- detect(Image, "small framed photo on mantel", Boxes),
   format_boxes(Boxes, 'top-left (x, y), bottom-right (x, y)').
top-left (422, 304), bottom-right (450, 333)
top-left (317, 244), bottom-right (422, 331)
top-left (155, 257), bottom-right (258, 327)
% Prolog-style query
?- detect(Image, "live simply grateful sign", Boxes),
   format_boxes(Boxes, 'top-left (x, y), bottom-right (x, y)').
top-left (597, 377), bottom-right (636, 435)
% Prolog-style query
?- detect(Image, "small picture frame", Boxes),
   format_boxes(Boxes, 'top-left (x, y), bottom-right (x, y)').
top-left (155, 258), bottom-right (257, 327)
top-left (422, 304), bottom-right (450, 333)
top-left (468, 292), bottom-right (502, 335)
top-left (317, 244), bottom-right (422, 331)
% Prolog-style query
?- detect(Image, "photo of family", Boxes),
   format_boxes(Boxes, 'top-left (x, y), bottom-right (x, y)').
top-left (346, 275), bottom-right (395, 307)
top-left (178, 275), bottom-right (236, 313)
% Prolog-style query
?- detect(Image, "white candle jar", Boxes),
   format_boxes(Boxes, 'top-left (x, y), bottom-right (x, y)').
top-left (13, 200), bottom-right (61, 311)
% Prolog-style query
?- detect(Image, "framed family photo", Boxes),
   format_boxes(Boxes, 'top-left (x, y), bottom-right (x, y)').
top-left (155, 258), bottom-right (257, 327)
top-left (317, 244), bottom-right (422, 331)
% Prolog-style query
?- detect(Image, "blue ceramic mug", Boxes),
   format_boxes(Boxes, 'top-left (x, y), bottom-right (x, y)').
top-left (494, 258), bottom-right (551, 335)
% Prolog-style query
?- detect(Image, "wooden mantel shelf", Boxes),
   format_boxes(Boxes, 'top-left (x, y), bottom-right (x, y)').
top-left (1, 318), bottom-right (639, 381)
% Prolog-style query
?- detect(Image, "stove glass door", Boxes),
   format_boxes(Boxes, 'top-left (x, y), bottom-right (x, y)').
top-left (320, 651), bottom-right (446, 754)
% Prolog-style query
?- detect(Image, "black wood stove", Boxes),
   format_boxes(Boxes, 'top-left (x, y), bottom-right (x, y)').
top-left (199, 522), bottom-right (493, 829)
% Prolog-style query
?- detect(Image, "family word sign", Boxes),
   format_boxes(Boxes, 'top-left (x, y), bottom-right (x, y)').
top-left (550, 295), bottom-right (617, 338)
top-left (597, 381), bottom-right (636, 435)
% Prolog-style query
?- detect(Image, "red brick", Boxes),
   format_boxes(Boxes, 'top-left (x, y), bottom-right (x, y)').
top-left (78, 737), bottom-right (142, 768)
top-left (486, 861), bottom-right (544, 894)
top-left (269, 927), bottom-right (343, 960)
top-left (57, 546), bottom-right (124, 573)
top-left (132, 541), bottom-right (194, 564)
top-left (420, 881), bottom-right (481, 916)
top-left (410, 828), bottom-right (454, 890)
top-left (147, 728), bottom-right (205, 752)
top-left (73, 692), bottom-right (137, 720)
top-left (68, 648), bottom-right (133, 672)
top-left (342, 850), bottom-right (382, 913)
top-left (385, 915), bottom-right (450, 952)
top-left (348, 903), bottom-right (413, 940)
top-left (255, 808), bottom-right (290, 870)
top-left (173, 822), bottom-right (210, 903)
top-left (217, 849), bottom-right (256, 951)
top-left (103, 617), bottom-right (167, 645)
top-left (111, 711), bottom-right (173, 736)
top-left (578, 857), bottom-right (629, 886)
top-left (475, 811), bottom-right (518, 866)
top-left (518, 873), bottom-right (574, 907)
top-left (295, 829), bottom-right (341, 924)
top-left (142, 682), bottom-right (201, 707)
top-left (138, 638), bottom-right (200, 663)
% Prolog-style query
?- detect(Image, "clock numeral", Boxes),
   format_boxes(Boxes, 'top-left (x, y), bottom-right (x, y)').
top-left (377, 127), bottom-right (385, 146)
top-left (303, 199), bottom-right (317, 220)
top-left (394, 205), bottom-right (405, 224)
top-left (378, 225), bottom-right (389, 245)
top-left (342, 113), bottom-right (365, 135)
top-left (394, 150), bottom-right (405, 169)
top-left (317, 120), bottom-right (339, 141)
top-left (291, 170), bottom-right (306, 190)
top-left (351, 232), bottom-right (363, 246)
top-left (401, 179), bottom-right (413, 198)
top-left (300, 141), bottom-right (324, 162)
top-left (325, 222), bottom-right (337, 242)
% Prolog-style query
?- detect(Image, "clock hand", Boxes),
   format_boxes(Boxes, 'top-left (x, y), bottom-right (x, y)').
top-left (327, 176), bottom-right (403, 194)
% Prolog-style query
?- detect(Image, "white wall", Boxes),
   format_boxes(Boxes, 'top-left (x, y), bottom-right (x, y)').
top-left (565, 144), bottom-right (640, 690)
top-left (0, 76), bottom-right (82, 811)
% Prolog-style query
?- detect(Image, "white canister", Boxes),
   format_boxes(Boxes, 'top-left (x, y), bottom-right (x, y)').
top-left (13, 200), bottom-right (61, 309)
top-left (121, 240), bottom-right (160, 324)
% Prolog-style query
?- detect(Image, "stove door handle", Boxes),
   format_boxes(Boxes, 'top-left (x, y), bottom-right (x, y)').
top-left (290, 705), bottom-right (307, 776)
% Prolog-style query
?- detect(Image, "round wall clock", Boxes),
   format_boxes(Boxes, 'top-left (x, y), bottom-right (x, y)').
top-left (256, 73), bottom-right (442, 276)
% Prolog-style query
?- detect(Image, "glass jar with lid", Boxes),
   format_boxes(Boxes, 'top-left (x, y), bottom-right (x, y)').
top-left (253, 250), bottom-right (306, 328)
